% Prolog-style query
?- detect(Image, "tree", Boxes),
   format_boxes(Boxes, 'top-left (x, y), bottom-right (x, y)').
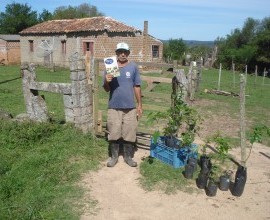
top-left (0, 3), bottom-right (38, 34)
top-left (163, 38), bottom-right (186, 62)
top-left (187, 45), bottom-right (212, 62)
top-left (215, 16), bottom-right (270, 71)
top-left (52, 3), bottom-right (104, 19)
top-left (77, 3), bottom-right (104, 17)
top-left (38, 9), bottom-right (53, 22)
top-left (255, 17), bottom-right (270, 65)
top-left (53, 6), bottom-right (78, 19)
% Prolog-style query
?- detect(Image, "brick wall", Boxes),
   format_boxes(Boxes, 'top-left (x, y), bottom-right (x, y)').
top-left (0, 40), bottom-right (20, 65)
top-left (20, 31), bottom-right (163, 68)
top-left (7, 42), bottom-right (20, 64)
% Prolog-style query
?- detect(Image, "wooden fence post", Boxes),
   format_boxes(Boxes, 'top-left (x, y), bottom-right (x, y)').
top-left (218, 63), bottom-right (222, 90)
top-left (240, 74), bottom-right (246, 166)
top-left (254, 65), bottom-right (258, 87)
top-left (85, 53), bottom-right (92, 85)
top-left (262, 67), bottom-right (266, 85)
top-left (93, 58), bottom-right (100, 134)
top-left (245, 65), bottom-right (248, 85)
top-left (173, 60), bottom-right (177, 69)
top-left (232, 63), bottom-right (235, 88)
top-left (196, 59), bottom-right (202, 92)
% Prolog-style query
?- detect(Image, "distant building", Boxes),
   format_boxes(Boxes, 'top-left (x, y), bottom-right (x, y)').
top-left (0, 34), bottom-right (21, 65)
top-left (19, 17), bottom-right (163, 67)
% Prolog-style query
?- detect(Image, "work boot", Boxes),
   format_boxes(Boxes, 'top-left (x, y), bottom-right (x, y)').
top-left (123, 143), bottom-right (137, 167)
top-left (107, 142), bottom-right (119, 167)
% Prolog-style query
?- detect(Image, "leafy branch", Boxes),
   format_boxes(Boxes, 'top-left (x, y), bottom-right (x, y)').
top-left (245, 125), bottom-right (270, 162)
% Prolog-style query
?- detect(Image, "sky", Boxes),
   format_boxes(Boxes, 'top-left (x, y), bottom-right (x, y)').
top-left (1, 0), bottom-right (270, 41)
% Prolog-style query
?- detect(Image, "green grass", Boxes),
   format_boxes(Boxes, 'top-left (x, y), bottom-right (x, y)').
top-left (0, 119), bottom-right (107, 219)
top-left (0, 65), bottom-right (108, 218)
top-left (0, 65), bottom-right (25, 116)
top-left (139, 156), bottom-right (199, 194)
top-left (197, 68), bottom-right (270, 145)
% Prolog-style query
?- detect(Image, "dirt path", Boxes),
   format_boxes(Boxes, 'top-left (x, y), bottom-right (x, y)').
top-left (80, 140), bottom-right (270, 220)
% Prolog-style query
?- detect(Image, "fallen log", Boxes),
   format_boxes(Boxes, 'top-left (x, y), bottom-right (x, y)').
top-left (204, 89), bottom-right (239, 97)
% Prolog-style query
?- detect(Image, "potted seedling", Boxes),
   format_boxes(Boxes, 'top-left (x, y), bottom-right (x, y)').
top-left (199, 141), bottom-right (212, 174)
top-left (197, 133), bottom-right (231, 192)
top-left (147, 91), bottom-right (201, 168)
top-left (211, 133), bottom-right (232, 191)
top-left (219, 170), bottom-right (233, 191)
top-left (232, 125), bottom-right (270, 196)
top-left (205, 164), bottom-right (219, 197)
top-left (147, 91), bottom-right (200, 148)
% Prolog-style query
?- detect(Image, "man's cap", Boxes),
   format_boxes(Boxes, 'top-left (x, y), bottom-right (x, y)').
top-left (116, 42), bottom-right (130, 51)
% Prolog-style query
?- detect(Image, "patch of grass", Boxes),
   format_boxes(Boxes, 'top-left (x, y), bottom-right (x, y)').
top-left (35, 66), bottom-right (71, 83)
top-left (139, 156), bottom-right (198, 194)
top-left (0, 119), bottom-right (107, 219)
top-left (197, 69), bottom-right (270, 145)
top-left (0, 65), bottom-right (25, 116)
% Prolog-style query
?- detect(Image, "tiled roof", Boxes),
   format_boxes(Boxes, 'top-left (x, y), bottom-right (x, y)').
top-left (0, 34), bottom-right (20, 41)
top-left (20, 16), bottom-right (142, 34)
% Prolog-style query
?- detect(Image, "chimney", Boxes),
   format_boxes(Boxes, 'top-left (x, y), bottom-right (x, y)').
top-left (143, 21), bottom-right (148, 36)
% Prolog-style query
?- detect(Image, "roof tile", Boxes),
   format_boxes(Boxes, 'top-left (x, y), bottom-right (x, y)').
top-left (20, 16), bottom-right (141, 34)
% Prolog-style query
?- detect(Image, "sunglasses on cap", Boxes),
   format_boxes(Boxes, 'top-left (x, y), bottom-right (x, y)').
top-left (116, 49), bottom-right (129, 54)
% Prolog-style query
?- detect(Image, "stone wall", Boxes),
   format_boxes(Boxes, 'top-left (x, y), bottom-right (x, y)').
top-left (0, 39), bottom-right (7, 64)
top-left (21, 58), bottom-right (93, 133)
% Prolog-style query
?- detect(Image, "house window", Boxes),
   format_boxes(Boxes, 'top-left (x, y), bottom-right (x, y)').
top-left (152, 45), bottom-right (159, 58)
top-left (29, 40), bottom-right (34, 52)
top-left (61, 40), bottom-right (66, 54)
top-left (83, 41), bottom-right (94, 55)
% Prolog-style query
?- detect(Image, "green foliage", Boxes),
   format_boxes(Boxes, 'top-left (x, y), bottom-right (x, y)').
top-left (187, 45), bottom-right (212, 62)
top-left (208, 164), bottom-right (220, 183)
top-left (215, 16), bottom-right (270, 71)
top-left (0, 119), bottom-right (107, 219)
top-left (245, 125), bottom-right (270, 162)
top-left (0, 3), bottom-right (39, 34)
top-left (249, 125), bottom-right (270, 144)
top-left (52, 3), bottom-right (104, 19)
top-left (147, 92), bottom-right (200, 146)
top-left (38, 9), bottom-right (53, 22)
top-left (212, 133), bottom-right (231, 162)
top-left (0, 2), bottom-right (105, 34)
top-left (163, 38), bottom-right (187, 62)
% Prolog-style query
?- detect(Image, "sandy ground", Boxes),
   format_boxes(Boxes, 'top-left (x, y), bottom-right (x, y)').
top-left (80, 139), bottom-right (270, 220)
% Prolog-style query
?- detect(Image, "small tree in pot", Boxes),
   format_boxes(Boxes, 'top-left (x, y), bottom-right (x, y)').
top-left (210, 133), bottom-right (233, 192)
top-left (205, 164), bottom-right (219, 197)
top-left (147, 92), bottom-right (200, 148)
top-left (232, 125), bottom-right (270, 197)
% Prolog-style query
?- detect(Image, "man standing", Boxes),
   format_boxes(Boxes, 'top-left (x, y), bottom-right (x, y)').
top-left (103, 42), bottom-right (143, 167)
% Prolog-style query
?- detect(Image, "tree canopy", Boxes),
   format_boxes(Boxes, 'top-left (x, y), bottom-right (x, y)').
top-left (215, 17), bottom-right (270, 72)
top-left (52, 3), bottom-right (104, 19)
top-left (0, 3), bottom-right (105, 34)
top-left (163, 38), bottom-right (187, 62)
top-left (0, 3), bottom-right (39, 34)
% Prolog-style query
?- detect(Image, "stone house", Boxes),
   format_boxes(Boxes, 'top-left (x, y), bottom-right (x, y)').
top-left (0, 34), bottom-right (21, 65)
top-left (19, 16), bottom-right (163, 67)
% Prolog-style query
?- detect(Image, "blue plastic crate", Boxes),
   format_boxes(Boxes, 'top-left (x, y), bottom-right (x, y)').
top-left (150, 136), bottom-right (198, 168)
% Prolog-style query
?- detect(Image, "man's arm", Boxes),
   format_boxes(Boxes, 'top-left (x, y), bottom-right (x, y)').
top-left (134, 85), bottom-right (143, 118)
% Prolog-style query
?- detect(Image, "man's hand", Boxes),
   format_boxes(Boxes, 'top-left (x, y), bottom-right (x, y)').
top-left (105, 74), bottom-right (114, 82)
top-left (136, 104), bottom-right (143, 119)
